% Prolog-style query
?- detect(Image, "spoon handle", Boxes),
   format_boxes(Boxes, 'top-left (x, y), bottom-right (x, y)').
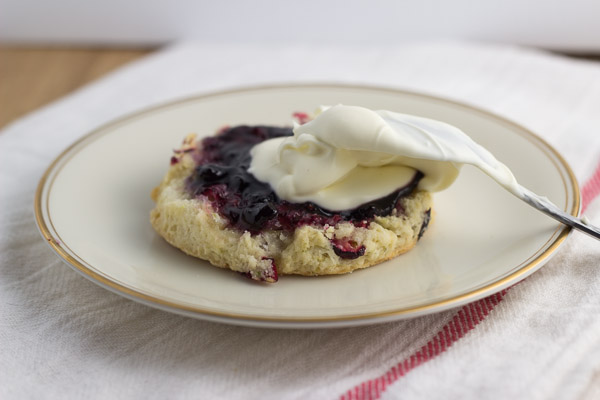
top-left (520, 188), bottom-right (600, 240)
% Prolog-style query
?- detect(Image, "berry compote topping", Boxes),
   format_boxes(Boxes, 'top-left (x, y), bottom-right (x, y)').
top-left (331, 237), bottom-right (366, 260)
top-left (186, 125), bottom-right (423, 235)
top-left (418, 209), bottom-right (431, 239)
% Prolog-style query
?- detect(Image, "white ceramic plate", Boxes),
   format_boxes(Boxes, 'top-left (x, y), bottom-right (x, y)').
top-left (36, 84), bottom-right (579, 328)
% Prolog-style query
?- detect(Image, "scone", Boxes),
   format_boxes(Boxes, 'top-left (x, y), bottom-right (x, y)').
top-left (150, 124), bottom-right (433, 283)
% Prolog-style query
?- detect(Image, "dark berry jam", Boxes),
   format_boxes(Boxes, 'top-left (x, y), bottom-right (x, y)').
top-left (186, 125), bottom-right (423, 234)
top-left (418, 209), bottom-right (431, 239)
top-left (331, 237), bottom-right (366, 259)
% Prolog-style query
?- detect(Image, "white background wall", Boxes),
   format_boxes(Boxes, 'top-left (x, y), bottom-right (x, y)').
top-left (1, 0), bottom-right (599, 51)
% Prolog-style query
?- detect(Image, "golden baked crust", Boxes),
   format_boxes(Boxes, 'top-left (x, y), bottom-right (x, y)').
top-left (150, 144), bottom-right (433, 281)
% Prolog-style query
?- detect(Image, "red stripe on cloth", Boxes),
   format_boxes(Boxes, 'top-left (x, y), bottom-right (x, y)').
top-left (339, 290), bottom-right (509, 400)
top-left (340, 160), bottom-right (600, 400)
top-left (582, 161), bottom-right (600, 213)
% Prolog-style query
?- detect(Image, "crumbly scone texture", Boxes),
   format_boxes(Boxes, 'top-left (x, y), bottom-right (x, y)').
top-left (150, 150), bottom-right (433, 280)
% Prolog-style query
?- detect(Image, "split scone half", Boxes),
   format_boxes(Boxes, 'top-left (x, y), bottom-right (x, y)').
top-left (151, 126), bottom-right (432, 283)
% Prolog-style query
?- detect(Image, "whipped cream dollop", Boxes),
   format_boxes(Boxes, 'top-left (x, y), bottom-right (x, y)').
top-left (249, 105), bottom-right (520, 211)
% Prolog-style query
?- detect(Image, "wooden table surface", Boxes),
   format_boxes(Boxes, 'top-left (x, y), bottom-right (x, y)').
top-left (0, 47), bottom-right (152, 129)
top-left (1, 47), bottom-right (599, 131)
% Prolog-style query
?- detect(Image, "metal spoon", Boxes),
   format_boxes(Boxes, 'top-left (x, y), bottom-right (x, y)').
top-left (519, 187), bottom-right (600, 240)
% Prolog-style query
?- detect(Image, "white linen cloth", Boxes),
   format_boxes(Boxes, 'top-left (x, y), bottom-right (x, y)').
top-left (1, 42), bottom-right (600, 400)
